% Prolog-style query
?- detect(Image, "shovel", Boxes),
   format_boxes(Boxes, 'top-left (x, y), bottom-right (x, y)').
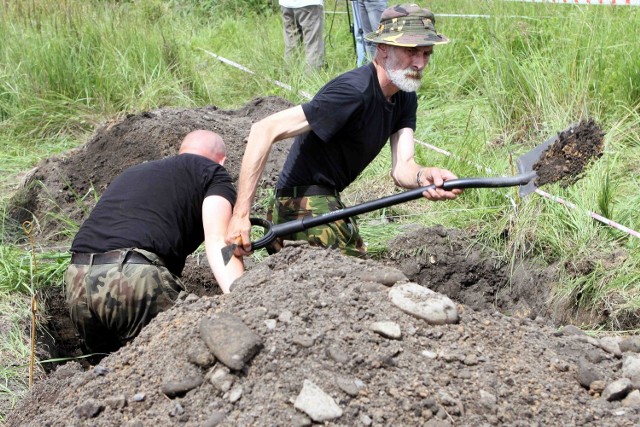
top-left (221, 132), bottom-right (558, 265)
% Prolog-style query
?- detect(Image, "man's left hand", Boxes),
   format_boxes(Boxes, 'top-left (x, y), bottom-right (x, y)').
top-left (417, 167), bottom-right (463, 201)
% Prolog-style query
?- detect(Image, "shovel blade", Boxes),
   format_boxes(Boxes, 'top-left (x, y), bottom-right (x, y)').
top-left (221, 243), bottom-right (236, 266)
top-left (515, 132), bottom-right (558, 197)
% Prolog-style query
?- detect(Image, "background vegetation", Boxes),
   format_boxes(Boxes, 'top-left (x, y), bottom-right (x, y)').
top-left (1, 0), bottom-right (639, 419)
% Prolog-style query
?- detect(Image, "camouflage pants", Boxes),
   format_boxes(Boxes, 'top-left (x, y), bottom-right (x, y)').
top-left (269, 194), bottom-right (366, 256)
top-left (64, 248), bottom-right (184, 354)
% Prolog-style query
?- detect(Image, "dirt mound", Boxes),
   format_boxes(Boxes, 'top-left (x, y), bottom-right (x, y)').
top-left (7, 245), bottom-right (640, 427)
top-left (534, 119), bottom-right (605, 188)
top-left (7, 96), bottom-right (294, 242)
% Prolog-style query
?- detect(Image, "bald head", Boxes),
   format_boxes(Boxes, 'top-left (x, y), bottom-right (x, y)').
top-left (179, 130), bottom-right (227, 165)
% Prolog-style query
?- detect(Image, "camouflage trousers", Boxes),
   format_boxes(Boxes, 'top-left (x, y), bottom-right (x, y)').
top-left (269, 194), bottom-right (366, 256)
top-left (64, 248), bottom-right (184, 354)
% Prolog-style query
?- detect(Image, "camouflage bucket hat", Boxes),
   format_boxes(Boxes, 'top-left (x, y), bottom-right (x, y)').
top-left (364, 3), bottom-right (449, 47)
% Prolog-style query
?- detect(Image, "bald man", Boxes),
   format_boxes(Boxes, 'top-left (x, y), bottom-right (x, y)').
top-left (65, 130), bottom-right (243, 355)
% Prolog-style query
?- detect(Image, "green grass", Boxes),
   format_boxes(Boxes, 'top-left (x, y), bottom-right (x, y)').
top-left (1, 0), bottom-right (639, 419)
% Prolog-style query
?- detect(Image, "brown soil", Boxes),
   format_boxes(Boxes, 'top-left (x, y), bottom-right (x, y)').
top-left (6, 103), bottom-right (639, 426)
top-left (534, 119), bottom-right (605, 188)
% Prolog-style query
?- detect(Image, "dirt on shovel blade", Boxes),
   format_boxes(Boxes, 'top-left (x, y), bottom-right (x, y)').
top-left (533, 118), bottom-right (605, 188)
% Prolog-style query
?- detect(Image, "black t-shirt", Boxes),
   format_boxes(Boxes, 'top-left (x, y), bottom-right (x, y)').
top-left (277, 62), bottom-right (417, 192)
top-left (71, 154), bottom-right (236, 276)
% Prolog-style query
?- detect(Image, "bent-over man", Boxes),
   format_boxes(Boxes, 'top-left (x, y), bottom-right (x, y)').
top-left (66, 130), bottom-right (243, 354)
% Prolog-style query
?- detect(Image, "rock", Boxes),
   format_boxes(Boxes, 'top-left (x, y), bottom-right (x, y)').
top-left (187, 341), bottom-right (217, 368)
top-left (369, 321), bottom-right (402, 339)
top-left (601, 378), bottom-right (633, 402)
top-left (335, 377), bottom-right (364, 397)
top-left (278, 310), bottom-right (293, 323)
top-left (560, 325), bottom-right (585, 336)
top-left (161, 375), bottom-right (204, 398)
top-left (294, 379), bottom-right (343, 422)
top-left (227, 385), bottom-right (243, 403)
top-left (104, 394), bottom-right (127, 409)
top-left (93, 365), bottom-right (110, 376)
top-left (622, 390), bottom-right (640, 407)
top-left (389, 283), bottom-right (459, 325)
top-left (577, 359), bottom-right (603, 389)
top-left (354, 268), bottom-right (407, 286)
top-left (200, 313), bottom-right (264, 371)
top-left (599, 336), bottom-right (622, 358)
top-left (209, 366), bottom-right (234, 393)
top-left (622, 354), bottom-right (640, 382)
top-left (326, 345), bottom-right (350, 364)
top-left (130, 393), bottom-right (145, 402)
top-left (203, 411), bottom-right (227, 427)
top-left (292, 335), bottom-right (315, 348)
top-left (620, 336), bottom-right (640, 353)
top-left (264, 319), bottom-right (277, 330)
top-left (74, 399), bottom-right (104, 419)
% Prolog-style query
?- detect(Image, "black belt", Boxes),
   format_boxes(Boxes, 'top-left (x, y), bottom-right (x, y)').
top-left (70, 250), bottom-right (158, 266)
top-left (275, 185), bottom-right (339, 198)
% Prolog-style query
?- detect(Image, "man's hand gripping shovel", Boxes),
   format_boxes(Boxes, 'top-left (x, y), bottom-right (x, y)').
top-left (221, 132), bottom-right (559, 265)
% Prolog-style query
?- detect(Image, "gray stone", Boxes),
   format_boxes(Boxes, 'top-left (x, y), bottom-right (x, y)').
top-left (74, 399), bottom-right (104, 419)
top-left (599, 336), bottom-right (623, 358)
top-left (622, 390), bottom-right (640, 407)
top-left (104, 394), bottom-right (127, 409)
top-left (622, 354), bottom-right (640, 381)
top-left (200, 313), bottom-right (263, 371)
top-left (335, 377), bottom-right (363, 397)
top-left (620, 336), bottom-right (640, 353)
top-left (209, 366), bottom-right (234, 393)
top-left (278, 310), bottom-right (293, 323)
top-left (601, 378), bottom-right (633, 402)
top-left (228, 385), bottom-right (243, 403)
top-left (369, 321), bottom-right (402, 339)
top-left (203, 411), bottom-right (227, 427)
top-left (161, 375), bottom-right (204, 398)
top-left (560, 325), bottom-right (585, 336)
top-left (354, 268), bottom-right (407, 286)
top-left (389, 283), bottom-right (458, 325)
top-left (294, 379), bottom-right (343, 422)
top-left (577, 359), bottom-right (603, 389)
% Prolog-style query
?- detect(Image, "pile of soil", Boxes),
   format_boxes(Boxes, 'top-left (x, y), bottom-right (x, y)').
top-left (6, 245), bottom-right (640, 426)
top-left (6, 101), bottom-right (633, 425)
top-left (8, 96), bottom-right (294, 242)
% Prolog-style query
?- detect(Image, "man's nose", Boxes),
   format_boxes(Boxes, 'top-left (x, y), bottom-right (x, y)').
top-left (412, 55), bottom-right (428, 70)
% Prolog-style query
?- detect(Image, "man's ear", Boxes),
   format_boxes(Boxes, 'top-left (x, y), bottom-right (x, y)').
top-left (218, 155), bottom-right (226, 166)
top-left (377, 43), bottom-right (389, 58)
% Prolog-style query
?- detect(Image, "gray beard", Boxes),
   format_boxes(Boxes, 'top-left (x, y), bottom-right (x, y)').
top-left (387, 68), bottom-right (422, 93)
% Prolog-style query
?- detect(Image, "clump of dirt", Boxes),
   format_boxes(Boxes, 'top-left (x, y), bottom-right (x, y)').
top-left (534, 118), bottom-right (605, 188)
top-left (6, 245), bottom-right (640, 427)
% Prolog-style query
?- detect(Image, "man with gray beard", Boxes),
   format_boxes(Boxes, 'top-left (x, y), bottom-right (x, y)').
top-left (227, 4), bottom-right (461, 256)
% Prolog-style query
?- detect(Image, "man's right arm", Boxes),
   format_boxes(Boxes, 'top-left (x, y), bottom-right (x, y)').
top-left (226, 105), bottom-right (311, 253)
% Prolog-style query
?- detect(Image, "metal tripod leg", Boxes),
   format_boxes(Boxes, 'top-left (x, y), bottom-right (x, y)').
top-left (348, 0), bottom-right (368, 67)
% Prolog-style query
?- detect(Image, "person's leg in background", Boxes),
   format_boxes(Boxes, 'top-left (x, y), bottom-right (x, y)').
top-left (351, 0), bottom-right (367, 67)
top-left (297, 5), bottom-right (325, 70)
top-left (361, 0), bottom-right (387, 61)
top-left (281, 6), bottom-right (302, 63)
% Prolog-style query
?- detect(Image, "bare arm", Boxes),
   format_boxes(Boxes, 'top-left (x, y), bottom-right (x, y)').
top-left (389, 128), bottom-right (462, 200)
top-left (203, 195), bottom-right (244, 293)
top-left (226, 105), bottom-right (311, 253)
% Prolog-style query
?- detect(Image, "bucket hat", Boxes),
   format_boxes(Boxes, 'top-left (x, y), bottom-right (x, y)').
top-left (364, 4), bottom-right (449, 47)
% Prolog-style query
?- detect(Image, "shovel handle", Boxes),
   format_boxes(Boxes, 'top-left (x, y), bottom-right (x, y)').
top-left (248, 172), bottom-right (537, 250)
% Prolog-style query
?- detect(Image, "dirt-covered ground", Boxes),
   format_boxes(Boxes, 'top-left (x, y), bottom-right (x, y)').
top-left (6, 100), bottom-right (636, 426)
